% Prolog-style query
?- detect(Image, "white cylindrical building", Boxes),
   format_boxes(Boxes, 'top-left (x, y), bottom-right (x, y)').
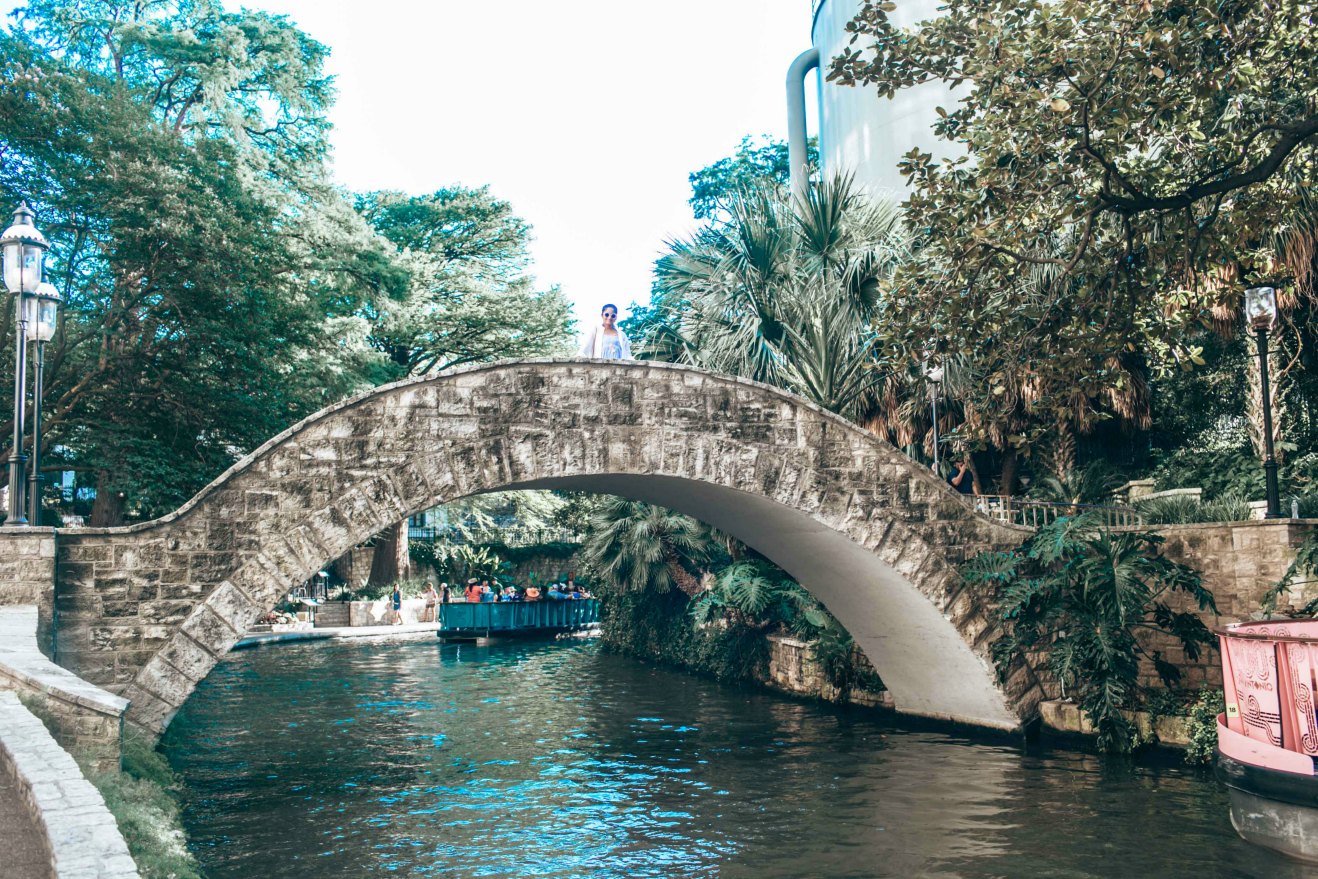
top-left (803, 0), bottom-right (959, 200)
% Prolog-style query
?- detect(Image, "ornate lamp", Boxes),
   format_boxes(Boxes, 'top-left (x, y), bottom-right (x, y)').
top-left (1244, 286), bottom-right (1281, 518)
top-left (0, 203), bottom-right (49, 525)
top-left (25, 282), bottom-right (61, 524)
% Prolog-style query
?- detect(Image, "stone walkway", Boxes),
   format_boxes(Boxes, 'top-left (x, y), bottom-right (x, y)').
top-left (0, 766), bottom-right (51, 879)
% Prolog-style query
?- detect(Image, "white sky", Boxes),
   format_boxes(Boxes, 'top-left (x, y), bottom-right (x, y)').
top-left (230, 0), bottom-right (819, 333)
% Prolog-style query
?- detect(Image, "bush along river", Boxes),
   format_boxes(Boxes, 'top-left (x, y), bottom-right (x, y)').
top-left (160, 638), bottom-right (1303, 879)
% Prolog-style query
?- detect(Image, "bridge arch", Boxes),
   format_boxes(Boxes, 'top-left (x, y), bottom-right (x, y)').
top-left (50, 360), bottom-right (1043, 734)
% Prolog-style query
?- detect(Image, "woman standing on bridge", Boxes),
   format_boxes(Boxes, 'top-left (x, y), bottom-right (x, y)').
top-left (578, 304), bottom-right (632, 360)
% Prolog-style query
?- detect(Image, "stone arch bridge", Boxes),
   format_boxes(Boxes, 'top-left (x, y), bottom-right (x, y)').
top-left (34, 360), bottom-right (1043, 734)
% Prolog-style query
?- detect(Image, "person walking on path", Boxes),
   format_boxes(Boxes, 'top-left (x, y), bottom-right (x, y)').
top-left (390, 584), bottom-right (403, 626)
top-left (440, 582), bottom-right (452, 604)
top-left (422, 582), bottom-right (438, 623)
top-left (577, 304), bottom-right (632, 360)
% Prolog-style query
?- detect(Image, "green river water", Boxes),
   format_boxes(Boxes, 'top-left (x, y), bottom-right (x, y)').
top-left (160, 637), bottom-right (1309, 879)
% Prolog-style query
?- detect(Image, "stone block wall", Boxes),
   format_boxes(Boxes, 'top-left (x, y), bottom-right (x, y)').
top-left (0, 528), bottom-right (56, 607)
top-left (766, 634), bottom-right (891, 709)
top-left (0, 608), bottom-right (126, 775)
top-left (1138, 519), bottom-right (1316, 693)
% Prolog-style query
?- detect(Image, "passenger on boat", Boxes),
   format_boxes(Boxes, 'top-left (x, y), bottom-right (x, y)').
top-left (479, 582), bottom-right (496, 603)
top-left (524, 586), bottom-right (542, 601)
top-left (464, 579), bottom-right (480, 603)
top-left (546, 585), bottom-right (568, 600)
top-left (440, 582), bottom-right (452, 604)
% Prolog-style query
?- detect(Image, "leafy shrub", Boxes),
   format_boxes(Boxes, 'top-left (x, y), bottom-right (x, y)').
top-left (1184, 688), bottom-right (1226, 766)
top-left (407, 542), bottom-right (506, 585)
top-left (1135, 493), bottom-right (1254, 524)
top-left (491, 540), bottom-right (581, 563)
top-left (599, 586), bottom-right (769, 684)
top-left (687, 559), bottom-right (884, 697)
top-left (965, 514), bottom-right (1217, 752)
top-left (689, 560), bottom-right (818, 630)
top-left (87, 727), bottom-right (201, 879)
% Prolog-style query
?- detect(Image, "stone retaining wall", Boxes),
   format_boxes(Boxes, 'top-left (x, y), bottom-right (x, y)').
top-left (1137, 519), bottom-right (1312, 694)
top-left (0, 608), bottom-right (126, 774)
top-left (765, 634), bottom-right (892, 709)
top-left (1020, 519), bottom-right (1315, 701)
top-left (0, 528), bottom-right (57, 607)
top-left (347, 597), bottom-right (432, 626)
top-left (0, 692), bottom-right (138, 878)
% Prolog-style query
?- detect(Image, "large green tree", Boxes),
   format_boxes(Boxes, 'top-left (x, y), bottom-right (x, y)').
top-left (1, 3), bottom-right (396, 523)
top-left (687, 135), bottom-right (818, 222)
top-left (356, 188), bottom-right (573, 376)
top-left (830, 0), bottom-right (1318, 481)
top-left (1, 1), bottom-right (572, 529)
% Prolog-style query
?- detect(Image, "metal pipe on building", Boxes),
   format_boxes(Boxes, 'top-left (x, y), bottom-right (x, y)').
top-left (786, 47), bottom-right (820, 200)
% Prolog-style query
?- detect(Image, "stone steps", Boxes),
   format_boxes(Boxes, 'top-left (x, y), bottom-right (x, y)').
top-left (314, 602), bottom-right (350, 628)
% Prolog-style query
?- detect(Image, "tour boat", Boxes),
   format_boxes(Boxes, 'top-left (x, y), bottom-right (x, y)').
top-left (1217, 620), bottom-right (1318, 862)
top-left (437, 598), bottom-right (599, 641)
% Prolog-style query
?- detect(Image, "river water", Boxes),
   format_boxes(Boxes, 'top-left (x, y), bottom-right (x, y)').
top-left (161, 638), bottom-right (1304, 879)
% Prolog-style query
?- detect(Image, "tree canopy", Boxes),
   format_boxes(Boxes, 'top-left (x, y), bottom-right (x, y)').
top-left (357, 188), bottom-right (573, 376)
top-left (687, 135), bottom-right (818, 221)
top-left (0, 0), bottom-right (571, 523)
top-left (829, 0), bottom-right (1318, 467)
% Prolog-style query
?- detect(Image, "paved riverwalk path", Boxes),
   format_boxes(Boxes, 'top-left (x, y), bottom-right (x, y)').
top-left (0, 758), bottom-right (51, 879)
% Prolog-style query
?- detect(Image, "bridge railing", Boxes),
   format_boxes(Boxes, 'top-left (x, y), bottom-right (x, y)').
top-left (972, 496), bottom-right (1145, 529)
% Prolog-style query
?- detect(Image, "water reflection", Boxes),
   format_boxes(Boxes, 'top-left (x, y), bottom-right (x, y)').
top-left (162, 639), bottom-right (1301, 879)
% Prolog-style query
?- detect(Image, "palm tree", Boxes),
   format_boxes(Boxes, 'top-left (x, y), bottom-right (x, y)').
top-left (650, 173), bottom-right (908, 423)
top-left (580, 497), bottom-right (715, 596)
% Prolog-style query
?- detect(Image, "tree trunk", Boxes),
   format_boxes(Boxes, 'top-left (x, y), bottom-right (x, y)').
top-left (367, 521), bottom-right (411, 588)
top-left (89, 471), bottom-right (125, 527)
top-left (1247, 337), bottom-right (1286, 465)
top-left (997, 449), bottom-right (1020, 497)
top-left (664, 548), bottom-right (704, 598)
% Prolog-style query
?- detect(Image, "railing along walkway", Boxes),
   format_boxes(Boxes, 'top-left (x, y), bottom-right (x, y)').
top-left (971, 495), bottom-right (1144, 529)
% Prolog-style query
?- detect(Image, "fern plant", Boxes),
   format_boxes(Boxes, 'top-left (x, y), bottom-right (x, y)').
top-left (965, 514), bottom-right (1218, 752)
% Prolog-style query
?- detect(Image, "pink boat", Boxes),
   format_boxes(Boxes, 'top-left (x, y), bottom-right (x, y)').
top-left (1217, 620), bottom-right (1318, 862)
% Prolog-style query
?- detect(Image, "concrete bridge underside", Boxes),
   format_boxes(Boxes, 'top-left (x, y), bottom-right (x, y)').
top-left (39, 360), bottom-right (1043, 734)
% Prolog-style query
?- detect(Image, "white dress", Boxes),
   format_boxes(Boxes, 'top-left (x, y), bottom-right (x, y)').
top-left (578, 325), bottom-right (632, 359)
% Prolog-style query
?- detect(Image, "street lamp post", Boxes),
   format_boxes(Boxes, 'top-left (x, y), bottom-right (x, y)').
top-left (26, 282), bottom-right (61, 525)
top-left (0, 204), bottom-right (49, 526)
top-left (1244, 285), bottom-right (1282, 519)
top-left (924, 362), bottom-right (944, 474)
